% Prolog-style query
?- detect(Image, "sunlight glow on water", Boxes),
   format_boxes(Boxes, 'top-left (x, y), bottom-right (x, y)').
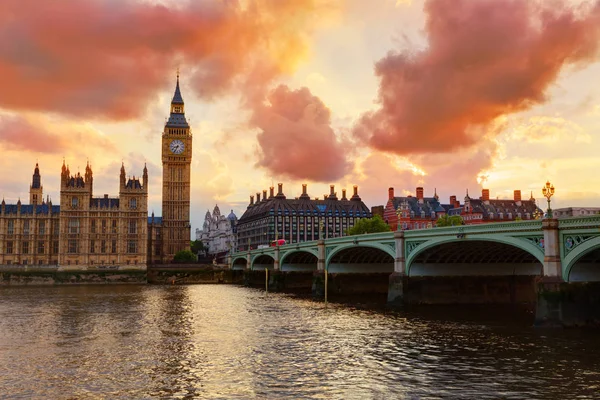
top-left (0, 285), bottom-right (598, 399)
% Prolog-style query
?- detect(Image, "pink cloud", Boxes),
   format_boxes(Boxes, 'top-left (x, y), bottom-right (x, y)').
top-left (253, 85), bottom-right (352, 182)
top-left (354, 0), bottom-right (600, 155)
top-left (0, 115), bottom-right (114, 154)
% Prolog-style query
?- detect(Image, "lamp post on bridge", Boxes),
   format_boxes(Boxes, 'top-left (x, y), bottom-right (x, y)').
top-left (542, 181), bottom-right (555, 218)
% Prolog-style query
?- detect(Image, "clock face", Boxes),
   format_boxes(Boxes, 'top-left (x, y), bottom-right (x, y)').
top-left (170, 139), bottom-right (185, 154)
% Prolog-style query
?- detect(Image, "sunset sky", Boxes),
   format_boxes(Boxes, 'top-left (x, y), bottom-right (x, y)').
top-left (1, 0), bottom-right (600, 232)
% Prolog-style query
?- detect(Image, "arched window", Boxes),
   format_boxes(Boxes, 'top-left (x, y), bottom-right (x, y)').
top-left (130, 198), bottom-right (137, 209)
top-left (72, 197), bottom-right (78, 208)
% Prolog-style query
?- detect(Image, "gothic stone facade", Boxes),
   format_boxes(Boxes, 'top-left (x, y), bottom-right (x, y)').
top-left (0, 162), bottom-right (148, 269)
top-left (155, 74), bottom-right (193, 262)
top-left (196, 205), bottom-right (237, 256)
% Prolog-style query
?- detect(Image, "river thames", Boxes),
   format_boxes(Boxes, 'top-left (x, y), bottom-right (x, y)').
top-left (0, 285), bottom-right (598, 399)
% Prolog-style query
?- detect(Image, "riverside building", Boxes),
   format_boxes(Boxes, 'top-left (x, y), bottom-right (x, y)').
top-left (384, 187), bottom-right (543, 230)
top-left (236, 183), bottom-right (371, 251)
top-left (0, 162), bottom-right (148, 269)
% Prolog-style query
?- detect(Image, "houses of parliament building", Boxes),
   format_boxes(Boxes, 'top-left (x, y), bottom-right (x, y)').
top-left (0, 76), bottom-right (192, 269)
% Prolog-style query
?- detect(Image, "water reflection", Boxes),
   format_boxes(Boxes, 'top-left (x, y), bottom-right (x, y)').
top-left (0, 285), bottom-right (598, 399)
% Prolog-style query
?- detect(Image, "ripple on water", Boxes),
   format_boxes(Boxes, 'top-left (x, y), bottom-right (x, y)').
top-left (0, 285), bottom-right (599, 399)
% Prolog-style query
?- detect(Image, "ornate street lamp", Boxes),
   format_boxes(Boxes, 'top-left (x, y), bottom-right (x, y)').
top-left (542, 181), bottom-right (555, 218)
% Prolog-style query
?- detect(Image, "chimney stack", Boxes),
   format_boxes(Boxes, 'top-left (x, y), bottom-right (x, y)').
top-left (482, 189), bottom-right (490, 201)
top-left (354, 186), bottom-right (358, 196)
top-left (416, 187), bottom-right (424, 200)
top-left (388, 187), bottom-right (394, 200)
top-left (450, 195), bottom-right (459, 208)
top-left (330, 185), bottom-right (335, 196)
top-left (256, 192), bottom-right (261, 202)
top-left (342, 189), bottom-right (347, 200)
top-left (277, 183), bottom-right (283, 196)
top-left (302, 184), bottom-right (307, 195)
top-left (263, 190), bottom-right (267, 201)
top-left (250, 195), bottom-right (254, 205)
top-left (514, 190), bottom-right (522, 202)
top-left (270, 186), bottom-right (274, 198)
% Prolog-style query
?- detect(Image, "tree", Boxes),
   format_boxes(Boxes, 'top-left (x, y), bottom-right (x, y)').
top-left (346, 215), bottom-right (391, 235)
top-left (190, 240), bottom-right (205, 255)
top-left (174, 249), bottom-right (197, 263)
top-left (435, 214), bottom-right (464, 227)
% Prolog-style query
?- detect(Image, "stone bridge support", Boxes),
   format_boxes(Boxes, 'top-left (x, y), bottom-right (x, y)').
top-left (269, 246), bottom-right (285, 291)
top-left (312, 240), bottom-right (327, 298)
top-left (536, 218), bottom-right (573, 326)
top-left (387, 231), bottom-right (406, 305)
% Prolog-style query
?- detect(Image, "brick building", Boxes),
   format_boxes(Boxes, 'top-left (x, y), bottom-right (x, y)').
top-left (384, 187), bottom-right (543, 231)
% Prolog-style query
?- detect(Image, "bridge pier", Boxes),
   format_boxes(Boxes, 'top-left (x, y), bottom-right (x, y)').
top-left (387, 231), bottom-right (406, 306)
top-left (536, 218), bottom-right (566, 326)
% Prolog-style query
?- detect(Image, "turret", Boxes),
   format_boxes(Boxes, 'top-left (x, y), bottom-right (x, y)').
top-left (30, 162), bottom-right (43, 205)
top-left (85, 161), bottom-right (93, 189)
top-left (143, 163), bottom-right (148, 188)
top-left (120, 162), bottom-right (126, 188)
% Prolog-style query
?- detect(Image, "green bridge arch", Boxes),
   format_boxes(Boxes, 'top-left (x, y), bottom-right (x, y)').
top-left (325, 242), bottom-right (396, 266)
top-left (563, 236), bottom-right (600, 281)
top-left (406, 235), bottom-right (545, 275)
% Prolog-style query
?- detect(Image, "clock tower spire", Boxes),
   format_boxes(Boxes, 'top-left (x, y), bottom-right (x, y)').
top-left (161, 71), bottom-right (193, 262)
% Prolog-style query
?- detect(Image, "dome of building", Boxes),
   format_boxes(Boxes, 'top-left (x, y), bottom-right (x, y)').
top-left (227, 210), bottom-right (237, 220)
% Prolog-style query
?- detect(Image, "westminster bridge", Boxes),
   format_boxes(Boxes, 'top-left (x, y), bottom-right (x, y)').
top-left (231, 216), bottom-right (600, 326)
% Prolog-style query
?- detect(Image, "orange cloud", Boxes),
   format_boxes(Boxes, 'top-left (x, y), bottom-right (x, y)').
top-left (0, 114), bottom-right (114, 154)
top-left (252, 85), bottom-right (352, 182)
top-left (0, 0), bottom-right (334, 119)
top-left (354, 0), bottom-right (600, 155)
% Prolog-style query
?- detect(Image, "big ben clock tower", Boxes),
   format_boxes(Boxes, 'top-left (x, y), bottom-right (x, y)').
top-left (162, 73), bottom-right (192, 260)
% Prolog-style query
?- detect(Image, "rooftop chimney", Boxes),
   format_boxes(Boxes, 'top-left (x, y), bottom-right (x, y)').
top-left (481, 189), bottom-right (490, 202)
top-left (514, 190), bottom-right (522, 202)
top-left (388, 187), bottom-right (394, 200)
top-left (328, 185), bottom-right (338, 200)
top-left (263, 190), bottom-right (267, 201)
top-left (300, 184), bottom-right (310, 200)
top-left (270, 186), bottom-right (274, 198)
top-left (416, 187), bottom-right (424, 201)
top-left (276, 183), bottom-right (286, 199)
top-left (256, 192), bottom-right (261, 202)
top-left (250, 195), bottom-right (254, 206)
top-left (342, 189), bottom-right (347, 200)
top-left (351, 185), bottom-right (361, 201)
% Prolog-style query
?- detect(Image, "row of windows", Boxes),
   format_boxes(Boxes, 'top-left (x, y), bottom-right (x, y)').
top-left (71, 197), bottom-right (139, 209)
top-left (268, 210), bottom-right (369, 217)
top-left (68, 240), bottom-right (138, 254)
top-left (3, 220), bottom-right (58, 235)
top-left (4, 241), bottom-right (58, 254)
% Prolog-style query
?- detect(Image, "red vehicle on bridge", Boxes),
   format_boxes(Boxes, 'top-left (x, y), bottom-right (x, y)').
top-left (270, 239), bottom-right (286, 247)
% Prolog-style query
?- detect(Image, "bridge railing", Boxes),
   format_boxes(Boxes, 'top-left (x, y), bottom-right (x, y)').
top-left (404, 220), bottom-right (543, 239)
top-left (558, 215), bottom-right (600, 229)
